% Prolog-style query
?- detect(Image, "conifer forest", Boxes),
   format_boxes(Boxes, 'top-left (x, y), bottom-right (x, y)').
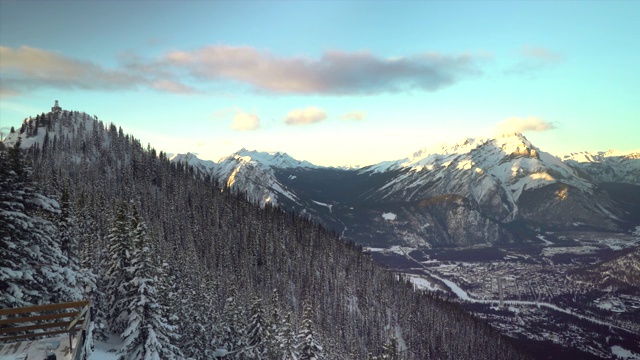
top-left (1, 110), bottom-right (530, 358)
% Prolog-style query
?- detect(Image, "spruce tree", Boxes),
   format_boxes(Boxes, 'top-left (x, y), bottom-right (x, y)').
top-left (277, 311), bottom-right (298, 360)
top-left (247, 295), bottom-right (268, 358)
top-left (297, 303), bottom-right (324, 360)
top-left (119, 210), bottom-right (183, 360)
top-left (0, 141), bottom-right (78, 307)
top-left (105, 201), bottom-right (132, 332)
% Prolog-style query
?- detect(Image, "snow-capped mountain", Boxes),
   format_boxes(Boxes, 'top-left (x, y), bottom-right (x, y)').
top-left (172, 133), bottom-right (634, 248)
top-left (562, 150), bottom-right (640, 184)
top-left (171, 149), bottom-right (319, 207)
top-left (359, 133), bottom-right (597, 222)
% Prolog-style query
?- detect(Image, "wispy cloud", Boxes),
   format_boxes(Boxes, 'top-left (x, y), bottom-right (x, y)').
top-left (231, 110), bottom-right (260, 131)
top-left (341, 111), bottom-right (366, 121)
top-left (0, 45), bottom-right (194, 95)
top-left (521, 46), bottom-right (563, 63)
top-left (160, 46), bottom-right (484, 95)
top-left (0, 46), bottom-right (144, 92)
top-left (284, 107), bottom-right (327, 125)
top-left (493, 116), bottom-right (556, 135)
top-left (151, 80), bottom-right (200, 94)
top-left (506, 45), bottom-right (564, 75)
top-left (1, 45), bottom-right (485, 96)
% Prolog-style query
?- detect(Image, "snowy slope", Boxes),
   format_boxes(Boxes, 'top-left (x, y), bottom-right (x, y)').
top-left (562, 150), bottom-right (640, 184)
top-left (360, 133), bottom-right (596, 222)
top-left (171, 149), bottom-right (321, 207)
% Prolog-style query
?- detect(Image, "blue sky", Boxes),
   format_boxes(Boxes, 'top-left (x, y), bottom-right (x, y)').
top-left (1, 1), bottom-right (638, 166)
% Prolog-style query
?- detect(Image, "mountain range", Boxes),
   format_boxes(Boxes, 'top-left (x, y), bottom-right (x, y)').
top-left (171, 134), bottom-right (640, 248)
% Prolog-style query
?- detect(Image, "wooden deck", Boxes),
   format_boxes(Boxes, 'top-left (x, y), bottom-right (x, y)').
top-left (0, 301), bottom-right (91, 360)
top-left (0, 335), bottom-right (77, 360)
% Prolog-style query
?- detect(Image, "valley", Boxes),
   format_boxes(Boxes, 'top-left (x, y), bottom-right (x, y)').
top-left (170, 133), bottom-right (640, 358)
top-left (369, 231), bottom-right (640, 360)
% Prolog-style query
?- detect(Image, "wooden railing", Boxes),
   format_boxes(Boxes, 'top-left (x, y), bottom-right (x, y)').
top-left (0, 300), bottom-right (91, 357)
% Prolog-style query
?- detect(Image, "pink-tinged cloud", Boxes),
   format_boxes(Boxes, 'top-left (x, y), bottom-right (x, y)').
top-left (151, 80), bottom-right (200, 94)
top-left (161, 46), bottom-right (483, 95)
top-left (494, 116), bottom-right (556, 135)
top-left (0, 46), bottom-right (142, 90)
top-left (231, 110), bottom-right (260, 131)
top-left (506, 45), bottom-right (564, 75)
top-left (0, 84), bottom-right (20, 97)
top-left (521, 45), bottom-right (563, 62)
top-left (284, 107), bottom-right (327, 125)
top-left (0, 46), bottom-right (195, 95)
top-left (341, 111), bottom-right (366, 121)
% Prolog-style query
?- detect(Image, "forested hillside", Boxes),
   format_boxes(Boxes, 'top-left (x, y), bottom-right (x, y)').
top-left (0, 109), bottom-right (529, 359)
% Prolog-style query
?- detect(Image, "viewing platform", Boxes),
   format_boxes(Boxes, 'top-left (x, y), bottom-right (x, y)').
top-left (0, 301), bottom-right (91, 360)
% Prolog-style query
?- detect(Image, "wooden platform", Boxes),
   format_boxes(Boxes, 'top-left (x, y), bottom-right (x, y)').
top-left (0, 301), bottom-right (91, 360)
top-left (0, 335), bottom-right (76, 359)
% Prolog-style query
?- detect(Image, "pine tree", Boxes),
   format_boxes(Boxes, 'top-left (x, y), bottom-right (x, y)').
top-left (266, 289), bottom-right (282, 358)
top-left (118, 210), bottom-right (183, 360)
top-left (220, 287), bottom-right (248, 357)
top-left (0, 141), bottom-right (78, 307)
top-left (247, 295), bottom-right (268, 358)
top-left (297, 303), bottom-right (324, 360)
top-left (277, 312), bottom-right (298, 360)
top-left (381, 336), bottom-right (399, 360)
top-left (105, 201), bottom-right (132, 332)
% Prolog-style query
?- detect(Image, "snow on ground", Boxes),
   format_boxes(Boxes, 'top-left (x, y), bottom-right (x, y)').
top-left (364, 246), bottom-right (417, 256)
top-left (0, 337), bottom-right (75, 360)
top-left (611, 345), bottom-right (640, 360)
top-left (437, 276), bottom-right (470, 300)
top-left (388, 245), bottom-right (416, 255)
top-left (536, 235), bottom-right (554, 246)
top-left (312, 200), bottom-right (333, 213)
top-left (364, 247), bottom-right (385, 252)
top-left (90, 334), bottom-right (121, 360)
top-left (542, 246), bottom-right (598, 257)
top-left (406, 274), bottom-right (441, 292)
top-left (382, 212), bottom-right (397, 221)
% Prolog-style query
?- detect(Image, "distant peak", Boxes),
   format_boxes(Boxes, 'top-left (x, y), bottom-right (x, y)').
top-left (224, 148), bottom-right (320, 169)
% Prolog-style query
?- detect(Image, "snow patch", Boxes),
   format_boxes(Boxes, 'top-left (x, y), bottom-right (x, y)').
top-left (611, 345), bottom-right (640, 360)
top-left (536, 235), bottom-right (554, 246)
top-left (382, 212), bottom-right (397, 221)
top-left (312, 200), bottom-right (333, 213)
top-left (407, 274), bottom-right (440, 292)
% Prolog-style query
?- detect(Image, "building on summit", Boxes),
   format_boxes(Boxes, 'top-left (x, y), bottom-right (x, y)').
top-left (51, 100), bottom-right (62, 112)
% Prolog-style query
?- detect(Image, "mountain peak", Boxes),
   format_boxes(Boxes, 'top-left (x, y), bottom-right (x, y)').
top-left (227, 148), bottom-right (320, 169)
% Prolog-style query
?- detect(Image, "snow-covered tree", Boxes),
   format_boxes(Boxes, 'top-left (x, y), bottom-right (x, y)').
top-left (105, 201), bottom-right (132, 332)
top-left (277, 311), bottom-right (298, 360)
top-left (381, 336), bottom-right (399, 360)
top-left (297, 303), bottom-right (324, 360)
top-left (118, 210), bottom-right (183, 360)
top-left (220, 287), bottom-right (249, 358)
top-left (247, 295), bottom-right (268, 358)
top-left (0, 141), bottom-right (78, 307)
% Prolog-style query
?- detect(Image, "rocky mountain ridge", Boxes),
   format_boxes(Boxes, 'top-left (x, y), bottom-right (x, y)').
top-left (171, 133), bottom-right (638, 248)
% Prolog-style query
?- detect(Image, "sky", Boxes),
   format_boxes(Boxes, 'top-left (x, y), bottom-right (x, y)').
top-left (1, 1), bottom-right (638, 167)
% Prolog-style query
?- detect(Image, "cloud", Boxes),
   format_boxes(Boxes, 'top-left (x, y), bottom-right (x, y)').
top-left (151, 80), bottom-right (200, 94)
top-left (521, 46), bottom-right (563, 63)
top-left (1, 46), bottom-right (144, 91)
top-left (0, 45), bottom-right (195, 95)
top-left (0, 84), bottom-right (20, 97)
top-left (506, 45), bottom-right (564, 75)
top-left (341, 111), bottom-right (366, 121)
top-left (493, 116), bottom-right (556, 135)
top-left (284, 107), bottom-right (327, 125)
top-left (1, 45), bottom-right (485, 96)
top-left (231, 110), bottom-right (260, 131)
top-left (161, 46), bottom-right (484, 95)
